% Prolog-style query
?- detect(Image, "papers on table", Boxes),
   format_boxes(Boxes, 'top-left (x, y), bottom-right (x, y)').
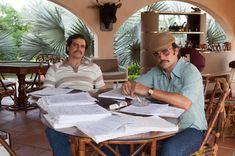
top-left (75, 115), bottom-right (178, 143)
top-left (29, 87), bottom-right (73, 97)
top-left (120, 103), bottom-right (184, 118)
top-left (44, 104), bottom-right (112, 129)
top-left (98, 88), bottom-right (134, 100)
top-left (37, 92), bottom-right (97, 110)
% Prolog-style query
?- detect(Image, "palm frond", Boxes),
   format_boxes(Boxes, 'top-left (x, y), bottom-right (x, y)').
top-left (0, 31), bottom-right (16, 60)
top-left (20, 33), bottom-right (57, 60)
top-left (20, 0), bottom-right (67, 58)
top-left (206, 18), bottom-right (226, 45)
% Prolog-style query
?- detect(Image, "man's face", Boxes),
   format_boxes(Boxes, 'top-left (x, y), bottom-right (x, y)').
top-left (152, 46), bottom-right (179, 71)
top-left (67, 38), bottom-right (86, 60)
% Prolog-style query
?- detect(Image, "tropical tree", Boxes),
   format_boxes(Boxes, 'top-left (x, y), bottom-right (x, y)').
top-left (0, 3), bottom-right (28, 59)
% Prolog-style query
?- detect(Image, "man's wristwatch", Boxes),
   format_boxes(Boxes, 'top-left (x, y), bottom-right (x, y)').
top-left (148, 88), bottom-right (154, 96)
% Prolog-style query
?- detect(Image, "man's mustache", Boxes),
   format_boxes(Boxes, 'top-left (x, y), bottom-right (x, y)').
top-left (160, 60), bottom-right (169, 64)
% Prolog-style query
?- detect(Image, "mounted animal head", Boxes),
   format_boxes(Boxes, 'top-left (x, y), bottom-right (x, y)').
top-left (96, 0), bottom-right (122, 30)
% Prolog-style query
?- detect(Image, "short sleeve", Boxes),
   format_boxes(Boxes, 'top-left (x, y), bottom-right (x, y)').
top-left (94, 65), bottom-right (105, 89)
top-left (43, 65), bottom-right (56, 88)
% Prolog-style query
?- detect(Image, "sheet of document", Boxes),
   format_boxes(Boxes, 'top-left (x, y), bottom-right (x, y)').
top-left (43, 104), bottom-right (112, 129)
top-left (29, 87), bottom-right (73, 97)
top-left (37, 92), bottom-right (97, 108)
top-left (98, 88), bottom-right (134, 100)
top-left (120, 103), bottom-right (184, 118)
top-left (48, 104), bottom-right (112, 123)
top-left (75, 115), bottom-right (143, 143)
top-left (124, 116), bottom-right (179, 132)
top-left (75, 114), bottom-right (178, 143)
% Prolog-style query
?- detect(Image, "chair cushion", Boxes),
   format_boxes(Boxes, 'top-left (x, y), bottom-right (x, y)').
top-left (93, 59), bottom-right (119, 72)
top-left (102, 71), bottom-right (126, 80)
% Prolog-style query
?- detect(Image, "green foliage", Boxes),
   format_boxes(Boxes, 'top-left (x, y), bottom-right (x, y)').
top-left (128, 63), bottom-right (140, 80)
top-left (206, 17), bottom-right (226, 44)
top-left (19, 0), bottom-right (94, 60)
top-left (0, 3), bottom-right (28, 49)
top-left (0, 31), bottom-right (15, 60)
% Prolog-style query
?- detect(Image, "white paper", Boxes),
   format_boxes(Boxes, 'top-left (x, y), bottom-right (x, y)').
top-left (75, 114), bottom-right (178, 143)
top-left (37, 92), bottom-right (97, 107)
top-left (98, 88), bottom-right (134, 100)
top-left (120, 103), bottom-right (184, 118)
top-left (124, 116), bottom-right (179, 132)
top-left (29, 87), bottom-right (73, 97)
top-left (43, 104), bottom-right (112, 129)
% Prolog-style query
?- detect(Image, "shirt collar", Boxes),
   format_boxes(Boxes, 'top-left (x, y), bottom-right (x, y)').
top-left (171, 57), bottom-right (185, 78)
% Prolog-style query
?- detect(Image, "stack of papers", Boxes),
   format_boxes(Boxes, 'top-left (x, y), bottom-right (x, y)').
top-left (29, 87), bottom-right (73, 97)
top-left (37, 92), bottom-right (97, 110)
top-left (120, 103), bottom-right (184, 118)
top-left (36, 90), bottom-right (112, 129)
top-left (98, 88), bottom-right (134, 100)
top-left (75, 115), bottom-right (178, 143)
top-left (44, 104), bottom-right (112, 129)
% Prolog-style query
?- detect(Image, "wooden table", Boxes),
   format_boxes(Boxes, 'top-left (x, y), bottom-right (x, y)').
top-left (42, 118), bottom-right (176, 156)
top-left (69, 130), bottom-right (175, 156)
top-left (0, 61), bottom-right (48, 111)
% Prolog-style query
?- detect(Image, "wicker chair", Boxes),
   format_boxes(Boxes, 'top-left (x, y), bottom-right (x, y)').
top-left (0, 75), bottom-right (17, 112)
top-left (25, 62), bottom-right (47, 92)
top-left (193, 78), bottom-right (230, 156)
top-left (0, 130), bottom-right (16, 156)
top-left (25, 54), bottom-right (64, 91)
top-left (221, 61), bottom-right (235, 139)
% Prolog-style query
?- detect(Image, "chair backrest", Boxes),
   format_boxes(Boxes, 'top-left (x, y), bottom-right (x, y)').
top-left (201, 78), bottom-right (230, 148)
top-left (35, 54), bottom-right (64, 65)
top-left (92, 58), bottom-right (119, 72)
top-left (203, 76), bottom-right (209, 99)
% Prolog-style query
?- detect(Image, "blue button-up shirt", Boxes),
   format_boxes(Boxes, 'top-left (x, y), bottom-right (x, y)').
top-left (136, 58), bottom-right (207, 130)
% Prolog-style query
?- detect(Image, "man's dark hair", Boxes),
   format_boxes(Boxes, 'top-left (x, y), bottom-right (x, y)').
top-left (172, 42), bottom-right (181, 59)
top-left (66, 34), bottom-right (89, 54)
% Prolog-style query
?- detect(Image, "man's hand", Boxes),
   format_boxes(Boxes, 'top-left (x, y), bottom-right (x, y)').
top-left (121, 81), bottom-right (149, 97)
top-left (121, 81), bottom-right (136, 96)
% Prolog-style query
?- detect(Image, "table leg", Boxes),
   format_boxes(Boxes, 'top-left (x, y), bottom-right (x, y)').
top-left (16, 74), bottom-right (27, 110)
top-left (150, 141), bottom-right (157, 156)
top-left (79, 138), bottom-right (86, 156)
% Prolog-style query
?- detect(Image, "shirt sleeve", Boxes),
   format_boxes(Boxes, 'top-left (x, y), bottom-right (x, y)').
top-left (135, 68), bottom-right (155, 88)
top-left (179, 65), bottom-right (203, 103)
top-left (94, 65), bottom-right (105, 89)
top-left (43, 65), bottom-right (56, 88)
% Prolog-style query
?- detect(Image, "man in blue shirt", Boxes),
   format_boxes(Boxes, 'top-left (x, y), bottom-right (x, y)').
top-left (121, 32), bottom-right (207, 156)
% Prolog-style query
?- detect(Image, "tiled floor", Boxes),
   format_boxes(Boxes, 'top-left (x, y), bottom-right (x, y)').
top-left (0, 108), bottom-right (53, 156)
top-left (0, 107), bottom-right (234, 156)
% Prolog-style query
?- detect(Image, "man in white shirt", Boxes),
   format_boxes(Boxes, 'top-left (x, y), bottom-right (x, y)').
top-left (44, 33), bottom-right (105, 156)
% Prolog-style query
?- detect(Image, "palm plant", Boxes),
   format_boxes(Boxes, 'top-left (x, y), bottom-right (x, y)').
top-left (206, 17), bottom-right (226, 45)
top-left (0, 31), bottom-right (15, 60)
top-left (20, 0), bottom-right (94, 60)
